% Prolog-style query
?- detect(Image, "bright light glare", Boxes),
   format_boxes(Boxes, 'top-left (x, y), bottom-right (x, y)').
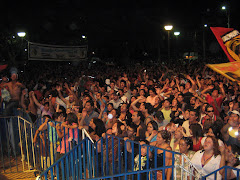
top-left (174, 32), bottom-right (180, 36)
top-left (17, 32), bottom-right (26, 37)
top-left (82, 35), bottom-right (86, 38)
top-left (164, 25), bottom-right (173, 31)
top-left (204, 24), bottom-right (208, 27)
top-left (222, 6), bottom-right (226, 10)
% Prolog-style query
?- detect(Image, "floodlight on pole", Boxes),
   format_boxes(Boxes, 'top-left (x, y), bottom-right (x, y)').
top-left (164, 25), bottom-right (173, 62)
top-left (174, 32), bottom-right (180, 36)
top-left (17, 32), bottom-right (26, 37)
top-left (164, 25), bottom-right (173, 31)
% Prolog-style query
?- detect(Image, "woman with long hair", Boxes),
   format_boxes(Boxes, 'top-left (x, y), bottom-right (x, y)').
top-left (191, 136), bottom-right (222, 180)
top-left (189, 123), bottom-right (203, 151)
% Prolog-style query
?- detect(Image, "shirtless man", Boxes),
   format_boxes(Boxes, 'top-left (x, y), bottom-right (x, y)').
top-left (1, 73), bottom-right (25, 116)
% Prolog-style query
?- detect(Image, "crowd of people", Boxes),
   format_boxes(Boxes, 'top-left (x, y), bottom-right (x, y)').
top-left (0, 60), bottom-right (240, 179)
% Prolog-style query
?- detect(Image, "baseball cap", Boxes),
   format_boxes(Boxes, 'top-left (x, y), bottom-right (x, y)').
top-left (228, 110), bottom-right (240, 116)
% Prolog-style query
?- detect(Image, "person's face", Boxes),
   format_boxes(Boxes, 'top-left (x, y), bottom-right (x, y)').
top-left (110, 82), bottom-right (115, 88)
top-left (190, 97), bottom-right (196, 105)
top-left (107, 104), bottom-right (113, 112)
top-left (44, 104), bottom-right (49, 111)
top-left (184, 110), bottom-right (190, 120)
top-left (11, 73), bottom-right (17, 81)
top-left (189, 111), bottom-right (197, 123)
top-left (120, 82), bottom-right (125, 88)
top-left (132, 89), bottom-right (138, 96)
top-left (156, 133), bottom-right (165, 145)
top-left (207, 128), bottom-right (215, 137)
top-left (140, 85), bottom-right (145, 90)
top-left (140, 142), bottom-right (148, 156)
top-left (113, 94), bottom-right (118, 101)
top-left (112, 123), bottom-right (118, 134)
top-left (139, 90), bottom-right (145, 96)
top-left (212, 90), bottom-right (219, 97)
top-left (147, 123), bottom-right (154, 133)
top-left (169, 124), bottom-right (177, 134)
top-left (179, 139), bottom-right (190, 154)
top-left (175, 127), bottom-right (183, 139)
top-left (89, 119), bottom-right (96, 130)
top-left (96, 93), bottom-right (101, 100)
top-left (139, 103), bottom-right (146, 112)
top-left (69, 95), bottom-right (74, 103)
top-left (203, 137), bottom-right (214, 151)
top-left (163, 100), bottom-right (170, 108)
top-left (229, 114), bottom-right (240, 127)
top-left (155, 97), bottom-right (160, 104)
top-left (127, 126), bottom-right (135, 137)
top-left (132, 112), bottom-right (140, 124)
top-left (85, 102), bottom-right (92, 112)
top-left (202, 104), bottom-right (207, 113)
top-left (121, 104), bottom-right (127, 112)
top-left (185, 82), bottom-right (191, 89)
top-left (177, 95), bottom-right (184, 103)
top-left (111, 109), bottom-right (117, 118)
top-left (131, 96), bottom-right (137, 103)
top-left (206, 107), bottom-right (214, 118)
top-left (172, 99), bottom-right (177, 107)
top-left (149, 90), bottom-right (154, 97)
top-left (73, 106), bottom-right (80, 113)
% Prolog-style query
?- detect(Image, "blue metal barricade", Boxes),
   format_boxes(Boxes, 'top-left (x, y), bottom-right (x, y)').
top-left (202, 165), bottom-right (240, 180)
top-left (39, 133), bottom-right (181, 180)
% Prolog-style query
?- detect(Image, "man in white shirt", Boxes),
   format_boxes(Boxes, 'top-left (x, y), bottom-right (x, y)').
top-left (182, 109), bottom-right (202, 137)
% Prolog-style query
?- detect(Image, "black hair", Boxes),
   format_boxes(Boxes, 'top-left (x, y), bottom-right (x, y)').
top-left (143, 102), bottom-right (154, 114)
top-left (189, 123), bottom-right (203, 140)
top-left (66, 113), bottom-right (78, 125)
top-left (92, 118), bottom-right (106, 137)
top-left (136, 111), bottom-right (145, 122)
top-left (181, 137), bottom-right (193, 150)
top-left (205, 104), bottom-right (214, 112)
top-left (147, 120), bottom-right (158, 131)
top-left (86, 100), bottom-right (94, 107)
top-left (129, 123), bottom-right (137, 133)
top-left (154, 111), bottom-right (164, 121)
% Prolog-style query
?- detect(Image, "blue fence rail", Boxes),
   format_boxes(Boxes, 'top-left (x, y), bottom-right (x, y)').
top-left (202, 166), bottom-right (240, 180)
top-left (39, 134), bottom-right (182, 180)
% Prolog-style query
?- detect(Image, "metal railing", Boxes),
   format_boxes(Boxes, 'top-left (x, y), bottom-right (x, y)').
top-left (202, 165), bottom-right (240, 180)
top-left (38, 133), bottom-right (203, 180)
top-left (0, 115), bottom-right (35, 173)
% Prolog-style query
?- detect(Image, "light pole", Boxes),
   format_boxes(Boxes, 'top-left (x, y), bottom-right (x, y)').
top-left (174, 32), bottom-right (180, 58)
top-left (164, 25), bottom-right (173, 62)
top-left (17, 32), bottom-right (26, 38)
top-left (221, 5), bottom-right (230, 28)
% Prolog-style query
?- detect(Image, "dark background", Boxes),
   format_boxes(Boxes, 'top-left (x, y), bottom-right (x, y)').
top-left (1, 0), bottom-right (239, 64)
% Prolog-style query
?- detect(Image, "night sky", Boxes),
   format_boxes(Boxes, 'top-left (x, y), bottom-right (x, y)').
top-left (1, 0), bottom-right (239, 61)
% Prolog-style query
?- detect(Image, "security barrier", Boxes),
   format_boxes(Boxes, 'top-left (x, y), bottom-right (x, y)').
top-left (202, 166), bottom-right (240, 180)
top-left (38, 134), bottom-right (202, 180)
top-left (0, 115), bottom-right (35, 173)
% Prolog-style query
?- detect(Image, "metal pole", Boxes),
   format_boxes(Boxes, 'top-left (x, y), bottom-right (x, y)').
top-left (168, 31), bottom-right (170, 62)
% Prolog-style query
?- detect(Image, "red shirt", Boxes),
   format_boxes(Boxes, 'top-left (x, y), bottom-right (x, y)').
top-left (206, 95), bottom-right (223, 116)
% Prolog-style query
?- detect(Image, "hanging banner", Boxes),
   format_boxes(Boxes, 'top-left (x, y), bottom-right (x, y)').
top-left (28, 42), bottom-right (87, 61)
top-left (207, 61), bottom-right (240, 83)
top-left (210, 27), bottom-right (240, 62)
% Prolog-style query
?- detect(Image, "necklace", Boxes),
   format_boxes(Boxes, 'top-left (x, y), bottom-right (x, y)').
top-left (202, 153), bottom-right (213, 167)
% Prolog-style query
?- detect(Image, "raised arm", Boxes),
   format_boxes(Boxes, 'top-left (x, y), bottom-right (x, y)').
top-left (31, 91), bottom-right (43, 108)
top-left (56, 86), bottom-right (69, 105)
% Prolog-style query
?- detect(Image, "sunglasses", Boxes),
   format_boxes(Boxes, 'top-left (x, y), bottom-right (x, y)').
top-left (207, 110), bottom-right (214, 113)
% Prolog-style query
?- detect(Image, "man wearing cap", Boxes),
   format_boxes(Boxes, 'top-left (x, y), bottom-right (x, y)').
top-left (1, 72), bottom-right (25, 116)
top-left (221, 110), bottom-right (240, 148)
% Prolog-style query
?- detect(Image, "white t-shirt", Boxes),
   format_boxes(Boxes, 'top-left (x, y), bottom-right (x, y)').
top-left (191, 150), bottom-right (222, 180)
